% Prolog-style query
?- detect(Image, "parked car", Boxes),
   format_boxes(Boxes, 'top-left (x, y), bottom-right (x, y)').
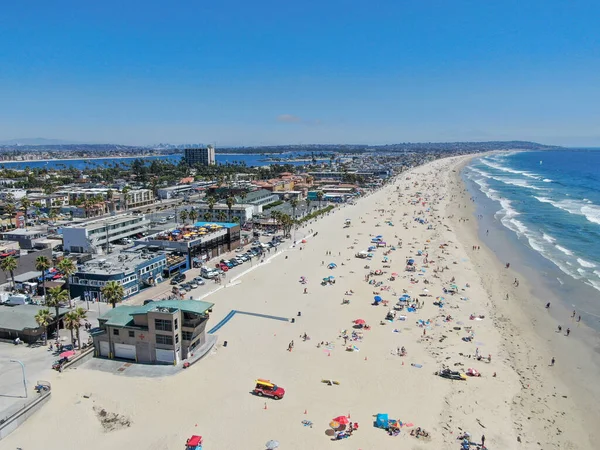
top-left (193, 276), bottom-right (206, 285)
top-left (170, 273), bottom-right (186, 285)
top-left (189, 281), bottom-right (199, 289)
top-left (253, 379), bottom-right (285, 400)
top-left (143, 299), bottom-right (155, 305)
top-left (218, 263), bottom-right (229, 271)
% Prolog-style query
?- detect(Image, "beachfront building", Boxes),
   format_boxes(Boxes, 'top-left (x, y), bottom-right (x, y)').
top-left (91, 299), bottom-right (214, 364)
top-left (194, 203), bottom-right (254, 224)
top-left (69, 250), bottom-right (167, 301)
top-left (62, 214), bottom-right (151, 253)
top-left (184, 146), bottom-right (216, 166)
top-left (136, 222), bottom-right (241, 265)
top-left (0, 304), bottom-right (70, 344)
top-left (233, 189), bottom-right (280, 214)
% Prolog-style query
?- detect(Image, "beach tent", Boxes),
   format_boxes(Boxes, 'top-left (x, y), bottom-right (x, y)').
top-left (328, 263), bottom-right (337, 269)
top-left (374, 295), bottom-right (382, 302)
top-left (375, 413), bottom-right (389, 429)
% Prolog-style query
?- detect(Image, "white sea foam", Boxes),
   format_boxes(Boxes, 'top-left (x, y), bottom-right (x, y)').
top-left (497, 177), bottom-right (543, 190)
top-left (542, 233), bottom-right (556, 243)
top-left (557, 277), bottom-right (564, 285)
top-left (480, 159), bottom-right (541, 179)
top-left (533, 197), bottom-right (600, 226)
top-left (577, 258), bottom-right (597, 268)
top-left (555, 245), bottom-right (573, 256)
top-left (543, 179), bottom-right (552, 182)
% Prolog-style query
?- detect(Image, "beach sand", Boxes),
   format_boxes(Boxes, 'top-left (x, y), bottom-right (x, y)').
top-left (1, 155), bottom-right (595, 450)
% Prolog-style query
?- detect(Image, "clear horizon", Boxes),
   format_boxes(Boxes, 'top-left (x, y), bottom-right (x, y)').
top-left (1, 1), bottom-right (599, 147)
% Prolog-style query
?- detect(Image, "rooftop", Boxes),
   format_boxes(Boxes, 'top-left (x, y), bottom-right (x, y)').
top-left (0, 304), bottom-right (70, 332)
top-left (99, 299), bottom-right (215, 328)
top-left (2, 228), bottom-right (46, 237)
top-left (76, 250), bottom-right (165, 276)
top-left (64, 214), bottom-right (148, 232)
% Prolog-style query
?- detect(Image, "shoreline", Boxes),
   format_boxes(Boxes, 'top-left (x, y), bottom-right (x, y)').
top-left (450, 156), bottom-right (599, 449)
top-left (1, 154), bottom-right (596, 450)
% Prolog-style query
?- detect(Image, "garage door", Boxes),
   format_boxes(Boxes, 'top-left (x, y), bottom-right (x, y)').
top-left (99, 341), bottom-right (109, 357)
top-left (114, 343), bottom-right (136, 360)
top-left (155, 348), bottom-right (175, 364)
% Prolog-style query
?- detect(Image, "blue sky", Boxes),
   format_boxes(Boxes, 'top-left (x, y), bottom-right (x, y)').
top-left (1, 0), bottom-right (599, 146)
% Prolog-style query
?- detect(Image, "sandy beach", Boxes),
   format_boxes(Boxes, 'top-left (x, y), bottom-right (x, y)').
top-left (1, 155), bottom-right (595, 450)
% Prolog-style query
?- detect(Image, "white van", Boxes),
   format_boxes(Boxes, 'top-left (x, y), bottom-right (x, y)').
top-left (201, 267), bottom-right (218, 279)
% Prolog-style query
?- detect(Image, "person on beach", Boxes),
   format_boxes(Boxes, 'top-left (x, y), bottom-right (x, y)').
top-left (551, 357), bottom-right (555, 366)
top-left (481, 434), bottom-right (486, 448)
top-left (566, 328), bottom-right (570, 336)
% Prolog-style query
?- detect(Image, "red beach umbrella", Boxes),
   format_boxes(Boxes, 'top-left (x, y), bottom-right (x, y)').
top-left (332, 415), bottom-right (350, 425)
top-left (354, 319), bottom-right (366, 325)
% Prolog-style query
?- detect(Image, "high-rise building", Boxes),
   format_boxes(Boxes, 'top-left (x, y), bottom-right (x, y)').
top-left (184, 145), bottom-right (216, 166)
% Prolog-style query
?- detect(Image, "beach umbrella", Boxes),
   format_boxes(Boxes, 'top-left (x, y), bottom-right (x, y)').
top-left (391, 273), bottom-right (398, 277)
top-left (265, 440), bottom-right (280, 449)
top-left (329, 420), bottom-right (341, 429)
top-left (374, 295), bottom-right (382, 301)
top-left (422, 288), bottom-right (429, 293)
top-left (301, 239), bottom-right (307, 243)
top-left (354, 319), bottom-right (366, 325)
top-left (332, 416), bottom-right (350, 425)
top-left (328, 276), bottom-right (335, 280)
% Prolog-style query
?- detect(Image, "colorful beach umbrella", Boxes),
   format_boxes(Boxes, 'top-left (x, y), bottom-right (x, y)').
top-left (332, 415), bottom-right (350, 425)
top-left (374, 295), bottom-right (382, 301)
top-left (354, 319), bottom-right (366, 325)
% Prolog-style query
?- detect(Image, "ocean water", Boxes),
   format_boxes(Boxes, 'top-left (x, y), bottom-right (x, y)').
top-left (464, 150), bottom-right (600, 301)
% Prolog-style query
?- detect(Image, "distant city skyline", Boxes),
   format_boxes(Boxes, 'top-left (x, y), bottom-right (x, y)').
top-left (1, 1), bottom-right (599, 147)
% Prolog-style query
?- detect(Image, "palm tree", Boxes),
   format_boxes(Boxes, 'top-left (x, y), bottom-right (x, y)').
top-left (290, 198), bottom-right (298, 221)
top-left (46, 286), bottom-right (69, 327)
top-left (35, 308), bottom-right (54, 345)
top-left (316, 191), bottom-right (324, 210)
top-left (20, 197), bottom-right (31, 227)
top-left (48, 208), bottom-right (58, 222)
top-left (101, 280), bottom-right (124, 308)
top-left (179, 209), bottom-right (189, 224)
top-left (188, 208), bottom-right (198, 224)
top-left (217, 211), bottom-right (227, 222)
top-left (225, 196), bottom-right (236, 223)
top-left (207, 196), bottom-right (216, 218)
top-left (74, 307), bottom-right (87, 348)
top-left (1, 256), bottom-right (18, 289)
top-left (203, 212), bottom-right (212, 221)
top-left (4, 203), bottom-right (16, 228)
top-left (35, 255), bottom-right (51, 301)
top-left (63, 311), bottom-right (80, 347)
top-left (57, 258), bottom-right (76, 305)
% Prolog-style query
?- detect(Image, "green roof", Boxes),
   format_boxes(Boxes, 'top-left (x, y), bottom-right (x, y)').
top-left (0, 305), bottom-right (70, 332)
top-left (99, 300), bottom-right (214, 328)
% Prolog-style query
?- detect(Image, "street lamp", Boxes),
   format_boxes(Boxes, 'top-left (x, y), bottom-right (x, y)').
top-left (9, 359), bottom-right (27, 398)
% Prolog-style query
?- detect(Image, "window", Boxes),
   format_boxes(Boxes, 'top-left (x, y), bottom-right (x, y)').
top-left (155, 319), bottom-right (172, 331)
top-left (182, 331), bottom-right (193, 341)
top-left (156, 334), bottom-right (173, 345)
top-left (128, 330), bottom-right (135, 338)
top-left (113, 329), bottom-right (119, 336)
top-left (175, 334), bottom-right (179, 344)
top-left (174, 318), bottom-right (178, 330)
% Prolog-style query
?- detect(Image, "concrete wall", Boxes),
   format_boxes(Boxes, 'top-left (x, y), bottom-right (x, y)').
top-left (0, 391), bottom-right (51, 441)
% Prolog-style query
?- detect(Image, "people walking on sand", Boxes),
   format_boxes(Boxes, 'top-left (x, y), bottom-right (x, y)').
top-left (577, 315), bottom-right (581, 322)
top-left (303, 288), bottom-right (308, 294)
top-left (558, 325), bottom-right (562, 332)
top-left (566, 328), bottom-right (570, 336)
top-left (551, 357), bottom-right (555, 366)
top-left (481, 434), bottom-right (486, 448)
top-left (572, 310), bottom-right (576, 318)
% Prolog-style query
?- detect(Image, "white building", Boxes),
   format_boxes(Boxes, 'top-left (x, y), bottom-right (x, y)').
top-left (62, 214), bottom-right (151, 253)
top-left (0, 189), bottom-right (27, 201)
